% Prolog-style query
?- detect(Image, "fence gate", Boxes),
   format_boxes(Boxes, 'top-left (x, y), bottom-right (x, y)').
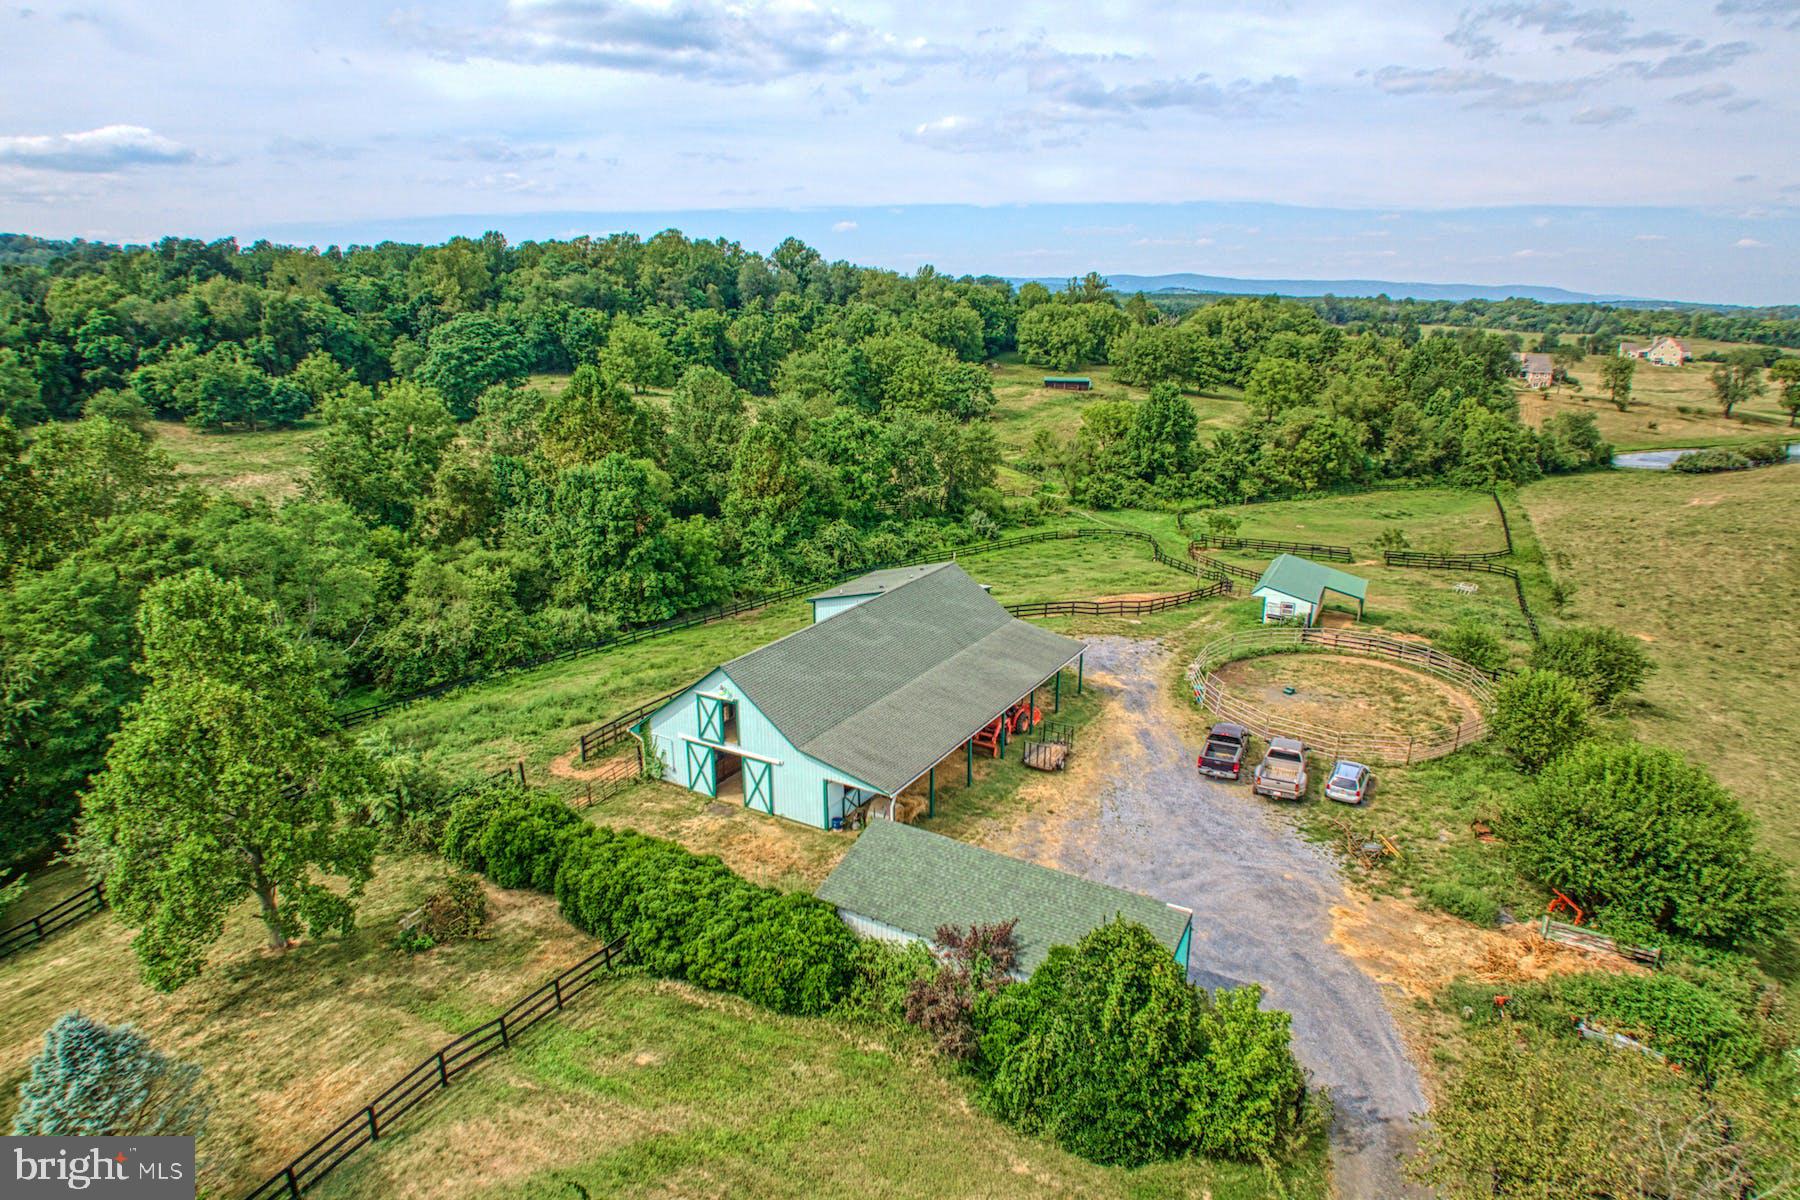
top-left (743, 758), bottom-right (774, 814)
top-left (684, 741), bottom-right (716, 797)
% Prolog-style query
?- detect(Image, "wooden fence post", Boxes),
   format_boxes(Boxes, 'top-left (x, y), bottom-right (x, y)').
top-left (366, 1105), bottom-right (379, 1141)
top-left (436, 1051), bottom-right (449, 1087)
top-left (553, 978), bottom-right (564, 1010)
top-left (498, 1013), bottom-right (509, 1049)
top-left (285, 1166), bottom-right (301, 1199)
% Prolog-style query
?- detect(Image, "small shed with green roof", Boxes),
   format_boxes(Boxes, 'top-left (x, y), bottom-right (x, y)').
top-left (1043, 375), bottom-right (1092, 390)
top-left (816, 819), bottom-right (1193, 976)
top-left (1251, 553), bottom-right (1368, 626)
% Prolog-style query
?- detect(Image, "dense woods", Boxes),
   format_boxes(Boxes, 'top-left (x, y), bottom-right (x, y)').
top-left (1, 230), bottom-right (1611, 873)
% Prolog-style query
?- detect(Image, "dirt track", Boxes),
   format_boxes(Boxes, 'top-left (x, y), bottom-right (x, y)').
top-left (996, 636), bottom-right (1429, 1199)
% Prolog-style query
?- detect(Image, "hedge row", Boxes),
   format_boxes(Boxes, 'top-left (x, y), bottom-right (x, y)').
top-left (442, 788), bottom-right (858, 1015)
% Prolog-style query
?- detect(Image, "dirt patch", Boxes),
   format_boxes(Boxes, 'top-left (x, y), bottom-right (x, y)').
top-left (1685, 494), bottom-right (1726, 506)
top-left (1214, 654), bottom-right (1480, 739)
top-left (1329, 892), bottom-right (1642, 1003)
top-left (547, 747), bottom-right (629, 782)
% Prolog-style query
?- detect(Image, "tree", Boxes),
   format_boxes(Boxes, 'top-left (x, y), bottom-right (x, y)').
top-left (1709, 350), bottom-right (1767, 418)
top-left (25, 415), bottom-right (177, 556)
top-left (1768, 356), bottom-right (1800, 425)
top-left (78, 571), bottom-right (378, 989)
top-left (1128, 383), bottom-right (1199, 482)
top-left (1488, 669), bottom-right (1591, 770)
top-left (1598, 354), bottom-right (1635, 412)
top-left (544, 454), bottom-right (691, 623)
top-left (13, 1012), bottom-right (211, 1137)
top-left (666, 366), bottom-right (746, 516)
top-left (1507, 741), bottom-right (1791, 945)
top-left (599, 317), bottom-right (678, 394)
top-left (539, 365), bottom-right (660, 467)
top-left (0, 346), bottom-right (45, 426)
top-left (415, 313), bottom-right (531, 419)
top-left (1437, 618), bottom-right (1509, 673)
top-left (308, 381), bottom-right (457, 529)
top-left (1529, 624), bottom-right (1653, 706)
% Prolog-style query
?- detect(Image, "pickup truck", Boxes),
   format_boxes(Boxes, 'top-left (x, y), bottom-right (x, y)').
top-left (1252, 737), bottom-right (1309, 801)
top-left (1197, 723), bottom-right (1249, 780)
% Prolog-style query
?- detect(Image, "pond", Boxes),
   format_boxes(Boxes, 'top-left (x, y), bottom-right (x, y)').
top-left (1612, 443), bottom-right (1800, 470)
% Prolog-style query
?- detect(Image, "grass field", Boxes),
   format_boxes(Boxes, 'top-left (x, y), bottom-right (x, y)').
top-left (986, 355), bottom-right (1245, 489)
top-left (1514, 340), bottom-right (1794, 452)
top-left (308, 975), bottom-right (1324, 1200)
top-left (1519, 463), bottom-right (1800, 867)
top-left (151, 418), bottom-right (319, 499)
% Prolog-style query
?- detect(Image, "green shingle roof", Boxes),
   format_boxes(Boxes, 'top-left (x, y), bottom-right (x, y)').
top-left (1252, 553), bottom-right (1368, 608)
top-left (809, 563), bottom-right (948, 602)
top-left (816, 820), bottom-right (1192, 975)
top-left (724, 562), bottom-right (1084, 795)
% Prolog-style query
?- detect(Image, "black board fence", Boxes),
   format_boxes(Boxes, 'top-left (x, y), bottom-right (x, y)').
top-left (244, 935), bottom-right (628, 1200)
top-left (1004, 579), bottom-right (1231, 619)
top-left (344, 526), bottom-right (1199, 731)
top-left (0, 882), bottom-right (104, 963)
top-left (1383, 551), bottom-right (1542, 642)
top-left (1187, 547), bottom-right (1263, 583)
top-left (1188, 534), bottom-right (1353, 562)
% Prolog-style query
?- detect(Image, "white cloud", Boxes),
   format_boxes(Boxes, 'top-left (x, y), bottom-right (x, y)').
top-left (1734, 236), bottom-right (1767, 246)
top-left (1571, 104), bottom-right (1634, 126)
top-left (0, 125), bottom-right (196, 172)
top-left (831, 219), bottom-right (858, 232)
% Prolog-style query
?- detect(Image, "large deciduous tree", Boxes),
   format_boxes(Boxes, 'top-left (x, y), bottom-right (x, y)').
top-left (79, 570), bottom-right (378, 990)
top-left (415, 313), bottom-right (532, 419)
top-left (1599, 354), bottom-right (1635, 412)
top-left (307, 381), bottom-right (457, 530)
top-left (1710, 350), bottom-right (1767, 418)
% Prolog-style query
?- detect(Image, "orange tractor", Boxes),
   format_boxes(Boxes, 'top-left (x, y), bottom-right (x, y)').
top-left (971, 698), bottom-right (1043, 757)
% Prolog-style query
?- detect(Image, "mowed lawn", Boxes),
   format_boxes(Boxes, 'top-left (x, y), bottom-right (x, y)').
top-left (1520, 465), bottom-right (1800, 866)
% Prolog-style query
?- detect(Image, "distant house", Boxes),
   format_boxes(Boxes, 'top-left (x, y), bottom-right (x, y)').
top-left (815, 819), bottom-right (1194, 978)
top-left (1043, 376), bottom-right (1092, 390)
top-left (1619, 336), bottom-right (1690, 366)
top-left (1514, 351), bottom-right (1555, 388)
top-left (1251, 554), bottom-right (1368, 626)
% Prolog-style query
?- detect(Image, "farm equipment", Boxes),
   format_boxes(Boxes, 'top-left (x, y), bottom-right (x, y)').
top-left (972, 699), bottom-right (1046, 759)
top-left (1023, 721), bottom-right (1076, 772)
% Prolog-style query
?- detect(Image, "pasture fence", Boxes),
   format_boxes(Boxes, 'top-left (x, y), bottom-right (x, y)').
top-left (1186, 548), bottom-right (1263, 583)
top-left (1185, 626), bottom-right (1496, 765)
top-left (1004, 579), bottom-right (1231, 619)
top-left (1382, 551), bottom-right (1542, 641)
top-left (0, 882), bottom-right (105, 963)
top-left (1187, 534), bottom-right (1353, 562)
top-left (244, 936), bottom-right (629, 1200)
top-left (348, 526), bottom-right (1199, 731)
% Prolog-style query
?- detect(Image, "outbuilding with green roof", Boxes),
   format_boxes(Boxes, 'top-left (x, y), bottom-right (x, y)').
top-left (816, 819), bottom-right (1193, 976)
top-left (1251, 553), bottom-right (1368, 626)
top-left (640, 562), bottom-right (1086, 828)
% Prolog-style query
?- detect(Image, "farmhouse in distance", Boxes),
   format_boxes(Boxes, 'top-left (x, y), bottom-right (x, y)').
top-left (1618, 335), bottom-right (1692, 365)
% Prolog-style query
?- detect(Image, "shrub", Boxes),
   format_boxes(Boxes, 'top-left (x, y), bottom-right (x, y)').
top-left (1420, 880), bottom-right (1501, 927)
top-left (1437, 617), bottom-right (1509, 673)
top-left (1529, 625), bottom-right (1653, 706)
top-left (396, 871), bottom-right (488, 953)
top-left (903, 921), bottom-right (1019, 1059)
top-left (1549, 973), bottom-right (1762, 1078)
top-left (1672, 447), bottom-right (1751, 473)
top-left (1507, 742), bottom-right (1792, 946)
top-left (839, 938), bottom-right (937, 1029)
top-left (1488, 669), bottom-right (1592, 770)
top-left (13, 1012), bottom-right (211, 1137)
top-left (980, 921), bottom-right (1308, 1167)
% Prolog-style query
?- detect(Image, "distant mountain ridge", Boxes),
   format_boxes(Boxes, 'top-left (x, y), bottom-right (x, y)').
top-left (1006, 271), bottom-right (1670, 306)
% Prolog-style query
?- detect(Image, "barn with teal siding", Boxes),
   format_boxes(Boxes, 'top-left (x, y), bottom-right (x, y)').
top-left (641, 562), bottom-right (1086, 828)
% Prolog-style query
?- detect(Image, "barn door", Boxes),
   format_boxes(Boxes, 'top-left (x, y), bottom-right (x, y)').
top-left (743, 759), bottom-right (774, 814)
top-left (684, 741), bottom-right (715, 796)
top-left (696, 695), bottom-right (726, 743)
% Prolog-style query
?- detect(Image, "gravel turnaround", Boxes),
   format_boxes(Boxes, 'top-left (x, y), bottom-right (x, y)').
top-left (1024, 636), bottom-right (1429, 1199)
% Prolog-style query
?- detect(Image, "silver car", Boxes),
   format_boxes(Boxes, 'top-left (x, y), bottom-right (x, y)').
top-left (1324, 761), bottom-right (1373, 805)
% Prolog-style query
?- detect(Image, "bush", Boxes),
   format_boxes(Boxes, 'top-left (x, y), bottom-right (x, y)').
top-left (1529, 624), bottom-right (1653, 706)
top-left (448, 789), bottom-right (859, 1016)
top-left (396, 871), bottom-right (488, 953)
top-left (13, 1012), bottom-right (211, 1137)
top-left (1549, 973), bottom-right (1762, 1078)
top-left (980, 921), bottom-right (1308, 1166)
top-left (1437, 618), bottom-right (1509, 673)
top-left (903, 921), bottom-right (1019, 1059)
top-left (1488, 669), bottom-right (1592, 770)
top-left (1420, 880), bottom-right (1501, 927)
top-left (1507, 742), bottom-right (1792, 946)
top-left (1672, 447), bottom-right (1751, 473)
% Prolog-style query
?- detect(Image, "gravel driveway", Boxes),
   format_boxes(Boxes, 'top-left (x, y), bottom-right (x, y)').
top-left (1015, 636), bottom-right (1428, 1198)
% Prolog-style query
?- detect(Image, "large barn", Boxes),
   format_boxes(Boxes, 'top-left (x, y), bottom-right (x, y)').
top-left (640, 562), bottom-right (1087, 828)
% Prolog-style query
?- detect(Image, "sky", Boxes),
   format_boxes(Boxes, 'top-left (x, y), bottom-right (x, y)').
top-left (0, 0), bottom-right (1796, 304)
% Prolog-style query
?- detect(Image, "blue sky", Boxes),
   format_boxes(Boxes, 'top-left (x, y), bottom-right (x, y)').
top-left (0, 1), bottom-right (1795, 304)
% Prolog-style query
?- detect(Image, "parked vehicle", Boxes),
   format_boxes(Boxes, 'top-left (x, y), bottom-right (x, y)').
top-left (1197, 723), bottom-right (1249, 780)
top-left (1324, 760), bottom-right (1373, 805)
top-left (1252, 737), bottom-right (1309, 801)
